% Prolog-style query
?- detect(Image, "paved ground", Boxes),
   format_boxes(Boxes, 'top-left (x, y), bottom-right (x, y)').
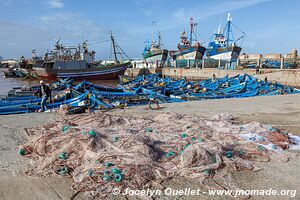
top-left (0, 94), bottom-right (300, 200)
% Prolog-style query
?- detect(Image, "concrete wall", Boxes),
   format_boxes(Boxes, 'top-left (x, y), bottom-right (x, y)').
top-left (255, 70), bottom-right (300, 87)
top-left (239, 54), bottom-right (262, 59)
top-left (264, 54), bottom-right (282, 59)
top-left (125, 68), bottom-right (300, 87)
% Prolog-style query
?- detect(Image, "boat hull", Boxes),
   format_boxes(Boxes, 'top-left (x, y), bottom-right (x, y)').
top-left (169, 46), bottom-right (206, 60)
top-left (143, 49), bottom-right (168, 67)
top-left (33, 62), bottom-right (131, 80)
top-left (206, 46), bottom-right (242, 60)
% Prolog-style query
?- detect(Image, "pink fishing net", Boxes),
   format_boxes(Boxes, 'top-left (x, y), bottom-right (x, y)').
top-left (20, 112), bottom-right (293, 198)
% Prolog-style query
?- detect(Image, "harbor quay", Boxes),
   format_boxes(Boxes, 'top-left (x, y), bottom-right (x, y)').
top-left (126, 67), bottom-right (300, 87)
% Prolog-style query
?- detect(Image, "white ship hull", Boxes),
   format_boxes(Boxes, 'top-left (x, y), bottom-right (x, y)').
top-left (145, 54), bottom-right (164, 64)
top-left (144, 51), bottom-right (168, 68)
top-left (207, 46), bottom-right (241, 60)
top-left (176, 51), bottom-right (199, 60)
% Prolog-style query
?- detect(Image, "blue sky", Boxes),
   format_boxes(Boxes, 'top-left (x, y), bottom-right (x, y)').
top-left (0, 0), bottom-right (299, 59)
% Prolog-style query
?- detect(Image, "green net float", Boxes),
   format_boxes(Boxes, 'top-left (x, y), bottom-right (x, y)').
top-left (165, 151), bottom-right (175, 158)
top-left (114, 173), bottom-right (123, 182)
top-left (268, 127), bottom-right (277, 132)
top-left (145, 127), bottom-right (152, 133)
top-left (19, 148), bottom-right (26, 156)
top-left (238, 150), bottom-right (246, 156)
top-left (103, 170), bottom-right (110, 176)
top-left (191, 137), bottom-right (197, 142)
top-left (225, 151), bottom-right (233, 158)
top-left (61, 125), bottom-right (70, 133)
top-left (113, 136), bottom-right (119, 142)
top-left (58, 153), bottom-right (68, 160)
top-left (88, 130), bottom-right (95, 137)
top-left (103, 175), bottom-right (112, 182)
top-left (257, 136), bottom-right (265, 141)
top-left (181, 133), bottom-right (188, 138)
top-left (184, 143), bottom-right (191, 149)
top-left (111, 168), bottom-right (122, 174)
top-left (57, 166), bottom-right (69, 175)
top-left (258, 145), bottom-right (265, 151)
top-left (87, 169), bottom-right (94, 177)
top-left (212, 157), bottom-right (217, 163)
top-left (203, 169), bottom-right (210, 175)
top-left (105, 162), bottom-right (114, 168)
top-left (198, 137), bottom-right (204, 142)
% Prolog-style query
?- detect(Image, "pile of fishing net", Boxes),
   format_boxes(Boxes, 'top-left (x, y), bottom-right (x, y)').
top-left (20, 112), bottom-right (296, 198)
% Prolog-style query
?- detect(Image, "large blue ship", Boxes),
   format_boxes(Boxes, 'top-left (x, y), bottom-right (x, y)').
top-left (206, 13), bottom-right (245, 60)
top-left (169, 18), bottom-right (206, 60)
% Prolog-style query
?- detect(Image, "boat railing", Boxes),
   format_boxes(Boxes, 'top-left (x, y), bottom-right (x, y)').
top-left (135, 57), bottom-right (300, 70)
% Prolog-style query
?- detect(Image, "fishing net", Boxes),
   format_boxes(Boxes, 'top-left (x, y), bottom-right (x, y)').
top-left (20, 112), bottom-right (294, 198)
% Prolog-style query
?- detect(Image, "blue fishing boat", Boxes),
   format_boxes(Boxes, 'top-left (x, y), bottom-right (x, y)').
top-left (6, 78), bottom-right (73, 98)
top-left (206, 13), bottom-right (245, 60)
top-left (93, 90), bottom-right (138, 98)
top-left (2, 72), bottom-right (300, 115)
top-left (0, 93), bottom-right (88, 115)
top-left (0, 81), bottom-right (88, 108)
top-left (169, 18), bottom-right (206, 60)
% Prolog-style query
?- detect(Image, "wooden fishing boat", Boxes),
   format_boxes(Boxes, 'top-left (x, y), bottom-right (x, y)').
top-left (0, 92), bottom-right (88, 115)
top-left (0, 81), bottom-right (88, 107)
top-left (6, 78), bottom-right (73, 97)
top-left (89, 82), bottom-right (124, 92)
top-left (118, 75), bottom-right (133, 84)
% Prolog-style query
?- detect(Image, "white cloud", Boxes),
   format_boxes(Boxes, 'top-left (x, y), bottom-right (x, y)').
top-left (47, 0), bottom-right (64, 8)
top-left (38, 11), bottom-right (106, 41)
top-left (121, 0), bottom-right (275, 38)
top-left (144, 9), bottom-right (154, 16)
top-left (173, 0), bottom-right (274, 23)
top-left (0, 20), bottom-right (52, 58)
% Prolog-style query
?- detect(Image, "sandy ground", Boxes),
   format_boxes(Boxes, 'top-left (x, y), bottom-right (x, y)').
top-left (0, 94), bottom-right (300, 200)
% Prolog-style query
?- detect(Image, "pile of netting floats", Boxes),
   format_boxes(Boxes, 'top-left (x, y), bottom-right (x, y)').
top-left (19, 112), bottom-right (299, 198)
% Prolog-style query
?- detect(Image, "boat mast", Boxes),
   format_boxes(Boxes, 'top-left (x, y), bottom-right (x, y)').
top-left (189, 17), bottom-right (194, 44)
top-left (110, 31), bottom-right (118, 64)
top-left (217, 19), bottom-right (222, 34)
top-left (226, 12), bottom-right (232, 46)
top-left (151, 20), bottom-right (156, 45)
top-left (158, 31), bottom-right (161, 48)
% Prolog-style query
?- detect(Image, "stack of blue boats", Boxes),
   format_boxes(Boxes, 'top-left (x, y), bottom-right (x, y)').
top-left (120, 73), bottom-right (300, 100)
top-left (0, 74), bottom-right (299, 115)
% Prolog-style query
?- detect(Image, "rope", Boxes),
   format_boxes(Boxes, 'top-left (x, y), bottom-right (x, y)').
top-left (87, 39), bottom-right (111, 45)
